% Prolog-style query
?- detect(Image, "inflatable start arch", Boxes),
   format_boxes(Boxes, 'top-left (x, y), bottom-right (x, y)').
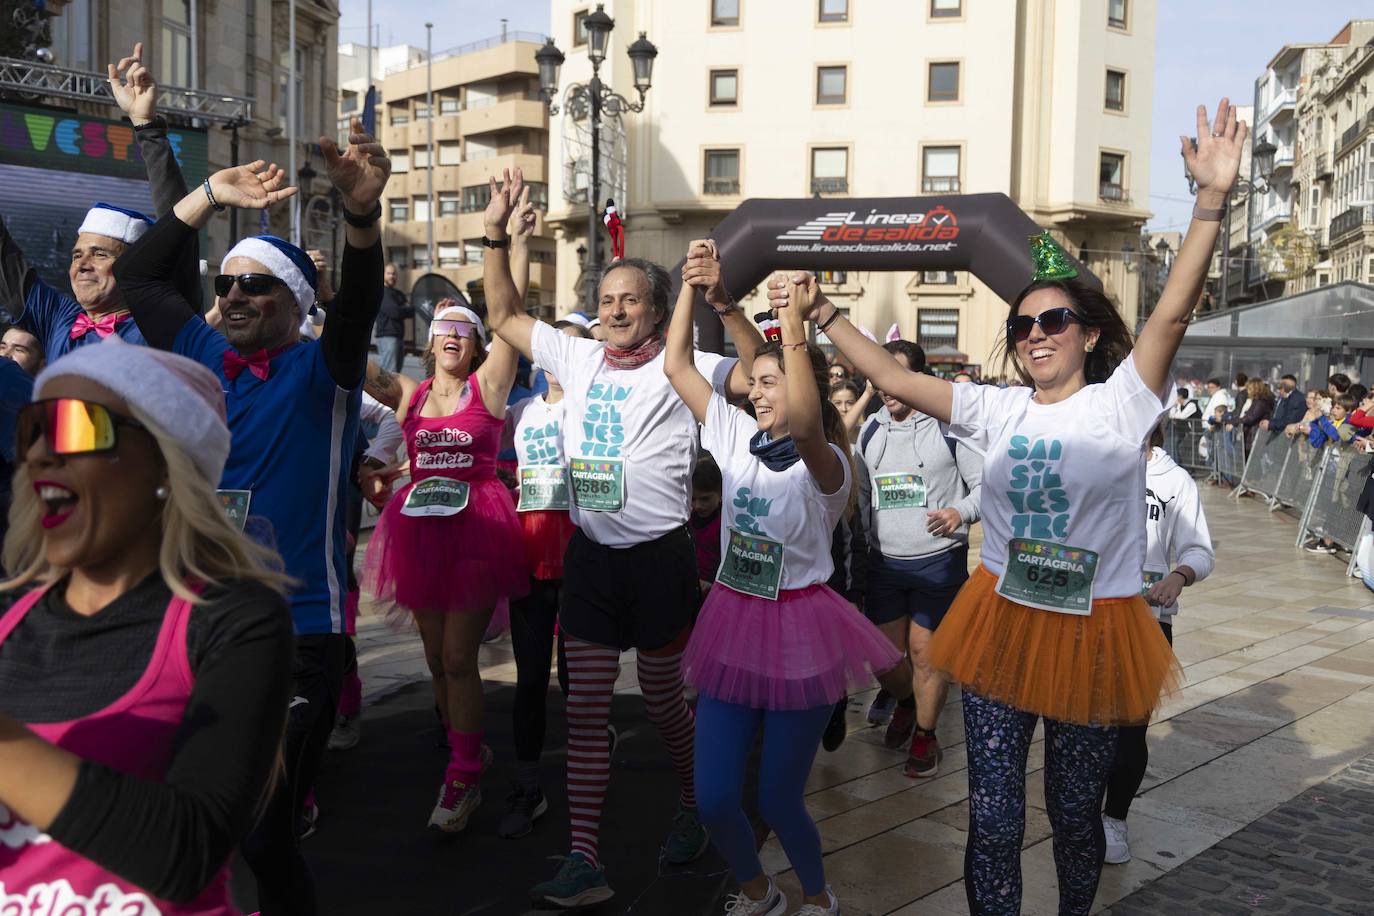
top-left (669, 193), bottom-right (1101, 352)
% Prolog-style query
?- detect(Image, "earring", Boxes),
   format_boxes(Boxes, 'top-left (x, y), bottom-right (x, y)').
top-left (155, 485), bottom-right (169, 500)
top-left (1086, 343), bottom-right (1096, 353)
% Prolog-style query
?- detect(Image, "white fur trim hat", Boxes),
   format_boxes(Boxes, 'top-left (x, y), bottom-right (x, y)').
top-left (34, 336), bottom-right (231, 485)
top-left (78, 203), bottom-right (154, 245)
top-left (560, 312), bottom-right (592, 329)
top-left (224, 235), bottom-right (318, 320)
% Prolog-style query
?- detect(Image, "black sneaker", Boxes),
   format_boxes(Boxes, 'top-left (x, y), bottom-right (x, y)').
top-left (498, 783), bottom-right (549, 839)
top-left (822, 696), bottom-right (848, 752)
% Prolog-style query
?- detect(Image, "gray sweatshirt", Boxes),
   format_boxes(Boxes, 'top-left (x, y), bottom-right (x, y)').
top-left (856, 406), bottom-right (983, 560)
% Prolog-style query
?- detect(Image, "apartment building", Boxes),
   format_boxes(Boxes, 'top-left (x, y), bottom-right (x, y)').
top-left (337, 42), bottom-right (427, 138)
top-left (543, 0), bottom-right (1155, 369)
top-left (377, 34), bottom-right (557, 314)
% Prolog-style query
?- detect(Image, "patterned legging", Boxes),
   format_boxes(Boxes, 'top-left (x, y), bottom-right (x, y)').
top-left (962, 690), bottom-right (1118, 915)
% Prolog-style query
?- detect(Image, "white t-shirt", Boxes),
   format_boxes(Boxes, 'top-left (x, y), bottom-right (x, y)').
top-left (948, 354), bottom-right (1169, 599)
top-left (508, 394), bottom-right (567, 469)
top-left (700, 393), bottom-right (852, 590)
top-left (531, 321), bottom-right (735, 547)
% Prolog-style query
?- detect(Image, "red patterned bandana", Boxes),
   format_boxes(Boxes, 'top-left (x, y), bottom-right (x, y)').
top-left (603, 333), bottom-right (664, 370)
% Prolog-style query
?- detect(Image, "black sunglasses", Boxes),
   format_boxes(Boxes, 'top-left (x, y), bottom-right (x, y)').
top-left (1006, 307), bottom-right (1085, 343)
top-left (214, 273), bottom-right (287, 298)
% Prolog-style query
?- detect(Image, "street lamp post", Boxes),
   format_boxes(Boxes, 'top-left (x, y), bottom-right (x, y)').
top-left (536, 5), bottom-right (658, 314)
top-left (1186, 136), bottom-right (1276, 310)
top-left (426, 22), bottom-right (435, 271)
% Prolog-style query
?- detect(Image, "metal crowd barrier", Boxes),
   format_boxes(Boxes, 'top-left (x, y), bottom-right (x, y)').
top-left (1213, 426), bottom-right (1246, 486)
top-left (1162, 417), bottom-right (1210, 473)
top-left (1297, 446), bottom-right (1373, 554)
top-left (1234, 429), bottom-right (1291, 503)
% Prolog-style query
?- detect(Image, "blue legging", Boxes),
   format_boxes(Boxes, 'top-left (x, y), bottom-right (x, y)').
top-left (963, 690), bottom-right (1118, 916)
top-left (693, 695), bottom-right (834, 896)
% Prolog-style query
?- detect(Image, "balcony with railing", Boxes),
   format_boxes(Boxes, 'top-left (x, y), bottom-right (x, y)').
top-left (703, 177), bottom-right (740, 195)
top-left (921, 176), bottom-right (960, 193)
top-left (1329, 205), bottom-right (1374, 244)
top-left (1271, 143), bottom-right (1296, 174)
top-left (1338, 110), bottom-right (1374, 155)
top-left (811, 177), bottom-right (848, 195)
top-left (1099, 182), bottom-right (1126, 202)
top-left (1262, 86), bottom-right (1297, 123)
top-left (1316, 152), bottom-right (1332, 179)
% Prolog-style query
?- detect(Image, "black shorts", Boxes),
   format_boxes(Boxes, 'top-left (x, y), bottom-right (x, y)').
top-left (866, 546), bottom-right (969, 630)
top-left (560, 525), bottom-right (701, 652)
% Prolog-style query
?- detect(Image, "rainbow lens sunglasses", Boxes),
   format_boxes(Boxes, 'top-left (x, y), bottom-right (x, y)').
top-left (214, 273), bottom-right (288, 298)
top-left (430, 319), bottom-right (476, 338)
top-left (16, 398), bottom-right (147, 459)
top-left (1006, 307), bottom-right (1086, 343)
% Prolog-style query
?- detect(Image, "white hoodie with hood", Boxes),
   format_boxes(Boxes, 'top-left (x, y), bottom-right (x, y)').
top-left (1145, 446), bottom-right (1215, 619)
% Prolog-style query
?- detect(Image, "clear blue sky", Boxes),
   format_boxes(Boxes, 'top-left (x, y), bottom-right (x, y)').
top-left (339, 0), bottom-right (1370, 232)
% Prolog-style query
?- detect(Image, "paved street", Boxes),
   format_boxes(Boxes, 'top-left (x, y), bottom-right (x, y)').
top-left (273, 482), bottom-right (1374, 915)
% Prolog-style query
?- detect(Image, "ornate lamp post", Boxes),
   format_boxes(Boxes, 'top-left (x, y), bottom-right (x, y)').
top-left (536, 5), bottom-right (658, 312)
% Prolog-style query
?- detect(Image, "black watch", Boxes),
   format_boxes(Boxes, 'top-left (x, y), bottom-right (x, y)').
top-left (481, 236), bottom-right (510, 249)
top-left (342, 202), bottom-right (382, 228)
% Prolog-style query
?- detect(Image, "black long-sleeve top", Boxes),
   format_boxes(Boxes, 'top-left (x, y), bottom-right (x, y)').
top-left (0, 575), bottom-right (292, 902)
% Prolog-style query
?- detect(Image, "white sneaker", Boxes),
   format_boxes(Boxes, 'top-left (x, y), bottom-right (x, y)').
top-left (327, 713), bottom-right (360, 751)
top-left (1103, 814), bottom-right (1130, 864)
top-left (428, 779), bottom-right (482, 833)
top-left (792, 888), bottom-right (840, 915)
top-left (723, 877), bottom-right (787, 915)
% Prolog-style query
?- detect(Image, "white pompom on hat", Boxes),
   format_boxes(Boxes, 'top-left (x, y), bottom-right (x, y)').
top-left (34, 336), bottom-right (231, 486)
top-left (78, 203), bottom-right (154, 245)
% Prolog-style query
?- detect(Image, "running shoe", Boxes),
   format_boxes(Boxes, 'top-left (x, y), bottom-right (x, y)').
top-left (328, 713), bottom-right (361, 751)
top-left (723, 877), bottom-right (787, 915)
top-left (498, 783), bottom-right (548, 839)
top-left (427, 745), bottom-right (493, 833)
top-left (298, 801), bottom-right (319, 841)
top-left (791, 888), bottom-right (840, 915)
top-left (822, 697), bottom-right (848, 752)
top-left (883, 704), bottom-right (915, 749)
top-left (1103, 815), bottom-right (1131, 864)
top-left (529, 852), bottom-right (614, 908)
top-left (665, 805), bottom-right (710, 864)
top-left (904, 730), bottom-right (942, 779)
top-left (866, 690), bottom-right (896, 727)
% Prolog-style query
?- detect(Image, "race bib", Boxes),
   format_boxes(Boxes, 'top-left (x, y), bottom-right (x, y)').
top-left (874, 472), bottom-right (927, 510)
top-left (401, 478), bottom-right (470, 517)
top-left (570, 458), bottom-right (625, 512)
top-left (995, 537), bottom-right (1099, 616)
top-left (519, 464), bottom-right (571, 511)
top-left (217, 489), bottom-right (252, 532)
top-left (716, 528), bottom-right (786, 600)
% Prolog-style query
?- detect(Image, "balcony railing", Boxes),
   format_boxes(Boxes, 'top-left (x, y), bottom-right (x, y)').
top-left (1317, 152), bottom-right (1332, 178)
top-left (703, 176), bottom-right (740, 195)
top-left (1338, 111), bottom-right (1374, 154)
top-left (811, 177), bottom-right (848, 194)
top-left (922, 176), bottom-right (961, 193)
top-left (384, 30), bottom-right (546, 75)
top-left (1099, 182), bottom-right (1126, 202)
top-left (1329, 205), bottom-right (1374, 244)
top-left (1263, 86), bottom-right (1297, 120)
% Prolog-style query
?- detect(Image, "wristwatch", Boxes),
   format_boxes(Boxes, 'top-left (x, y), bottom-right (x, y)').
top-left (481, 236), bottom-right (510, 249)
top-left (342, 202), bottom-right (382, 228)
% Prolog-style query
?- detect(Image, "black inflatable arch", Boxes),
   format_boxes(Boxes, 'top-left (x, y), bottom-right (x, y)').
top-left (667, 194), bottom-right (1100, 353)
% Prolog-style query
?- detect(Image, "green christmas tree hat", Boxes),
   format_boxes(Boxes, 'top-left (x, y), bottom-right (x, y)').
top-left (1029, 230), bottom-right (1079, 282)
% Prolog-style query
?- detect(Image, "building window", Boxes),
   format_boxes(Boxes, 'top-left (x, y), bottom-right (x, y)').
top-left (161, 0), bottom-right (192, 86)
top-left (439, 95), bottom-right (461, 114)
top-left (711, 0), bottom-right (740, 27)
top-left (816, 66), bottom-right (847, 105)
top-left (1108, 0), bottom-right (1127, 29)
top-left (463, 240), bottom-right (485, 263)
top-left (710, 69), bottom-right (739, 106)
top-left (438, 191), bottom-right (460, 217)
top-left (244, 0), bottom-right (256, 98)
top-left (927, 62), bottom-right (960, 103)
top-left (1309, 187), bottom-right (1320, 228)
top-left (922, 146), bottom-right (961, 193)
top-left (275, 46), bottom-right (306, 135)
top-left (1105, 69), bottom-right (1126, 112)
top-left (1099, 152), bottom-right (1125, 200)
top-left (387, 247), bottom-right (407, 267)
top-left (930, 0), bottom-right (961, 17)
top-left (526, 181), bottom-right (551, 210)
top-left (810, 147), bottom-right (849, 195)
top-left (437, 243), bottom-right (461, 269)
top-left (438, 141), bottom-right (462, 166)
top-left (413, 147), bottom-right (431, 169)
top-left (413, 197), bottom-right (431, 222)
top-left (392, 152), bottom-right (410, 173)
top-left (389, 103), bottom-right (409, 126)
top-left (388, 199), bottom-right (409, 222)
top-left (411, 246), bottom-right (431, 269)
top-left (704, 149), bottom-right (741, 195)
top-left (51, 0), bottom-right (96, 71)
top-left (917, 308), bottom-right (960, 348)
top-left (573, 9), bottom-right (590, 46)
top-left (415, 102), bottom-right (431, 121)
top-left (340, 91), bottom-right (359, 114)
top-left (818, 0), bottom-right (848, 23)
top-left (922, 271), bottom-right (959, 285)
top-left (461, 185), bottom-right (488, 213)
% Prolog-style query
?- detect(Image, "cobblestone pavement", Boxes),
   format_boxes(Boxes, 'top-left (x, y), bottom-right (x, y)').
top-left (1106, 754), bottom-right (1374, 915)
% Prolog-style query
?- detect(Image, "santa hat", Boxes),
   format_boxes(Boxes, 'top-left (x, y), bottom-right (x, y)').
top-left (223, 235), bottom-right (318, 320)
top-left (78, 202), bottom-right (154, 245)
top-left (754, 311), bottom-right (782, 344)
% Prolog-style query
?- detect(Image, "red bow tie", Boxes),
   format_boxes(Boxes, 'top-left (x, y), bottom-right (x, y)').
top-left (223, 348), bottom-right (274, 381)
top-left (69, 311), bottom-right (128, 340)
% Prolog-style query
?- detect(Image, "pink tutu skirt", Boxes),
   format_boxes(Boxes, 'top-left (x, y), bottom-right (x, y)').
top-left (520, 510), bottom-right (577, 580)
top-left (362, 476), bottom-right (530, 615)
top-left (684, 583), bottom-right (902, 710)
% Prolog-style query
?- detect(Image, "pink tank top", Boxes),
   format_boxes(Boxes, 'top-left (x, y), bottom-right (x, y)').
top-left (404, 374), bottom-right (503, 484)
top-left (0, 586), bottom-right (237, 916)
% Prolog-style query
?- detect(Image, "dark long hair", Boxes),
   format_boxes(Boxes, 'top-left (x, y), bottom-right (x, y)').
top-left (992, 278), bottom-right (1133, 386)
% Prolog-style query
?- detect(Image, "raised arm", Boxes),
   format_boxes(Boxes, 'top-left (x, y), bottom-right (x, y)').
top-left (509, 186), bottom-right (534, 304)
top-left (665, 268), bottom-right (711, 424)
top-left (683, 239), bottom-right (764, 398)
top-left (1134, 99), bottom-right (1245, 395)
top-left (769, 272), bottom-right (954, 424)
top-left (842, 381), bottom-right (876, 436)
top-left (781, 283), bottom-right (845, 494)
top-left (481, 168), bottom-right (537, 360)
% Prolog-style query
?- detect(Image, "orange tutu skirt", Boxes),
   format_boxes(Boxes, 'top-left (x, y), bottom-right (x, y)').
top-left (928, 565), bottom-right (1181, 726)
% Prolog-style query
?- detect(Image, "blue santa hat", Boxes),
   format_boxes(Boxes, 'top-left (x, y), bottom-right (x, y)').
top-left (223, 235), bottom-right (318, 319)
top-left (78, 202), bottom-right (154, 245)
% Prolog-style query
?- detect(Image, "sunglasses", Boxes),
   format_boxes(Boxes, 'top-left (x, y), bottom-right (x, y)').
top-left (430, 319), bottom-right (476, 339)
top-left (1006, 307), bottom-right (1086, 343)
top-left (214, 273), bottom-right (287, 298)
top-left (17, 398), bottom-right (147, 459)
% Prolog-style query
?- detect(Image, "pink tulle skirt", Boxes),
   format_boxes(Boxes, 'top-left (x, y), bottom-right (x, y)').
top-left (519, 510), bottom-right (577, 580)
top-left (362, 476), bottom-right (530, 614)
top-left (684, 583), bottom-right (902, 710)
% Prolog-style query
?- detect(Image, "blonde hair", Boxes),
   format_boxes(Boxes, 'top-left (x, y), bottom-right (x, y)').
top-left (1246, 378), bottom-right (1273, 401)
top-left (2, 402), bottom-right (292, 601)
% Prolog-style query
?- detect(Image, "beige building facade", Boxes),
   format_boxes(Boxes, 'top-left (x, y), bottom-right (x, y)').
top-left (376, 35), bottom-right (557, 315)
top-left (544, 0), bottom-right (1156, 371)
